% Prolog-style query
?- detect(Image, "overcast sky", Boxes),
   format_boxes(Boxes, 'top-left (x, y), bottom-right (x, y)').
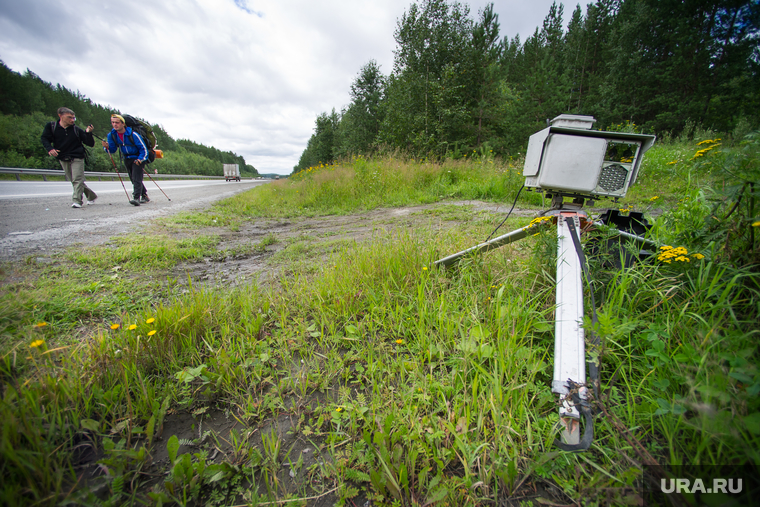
top-left (0, 0), bottom-right (569, 174)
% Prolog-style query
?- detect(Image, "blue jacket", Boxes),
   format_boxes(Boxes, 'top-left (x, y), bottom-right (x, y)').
top-left (106, 127), bottom-right (148, 162)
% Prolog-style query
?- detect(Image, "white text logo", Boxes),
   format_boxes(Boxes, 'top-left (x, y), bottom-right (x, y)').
top-left (661, 478), bottom-right (742, 494)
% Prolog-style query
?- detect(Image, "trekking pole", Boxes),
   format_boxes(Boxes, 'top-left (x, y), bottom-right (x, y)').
top-left (90, 130), bottom-right (132, 202)
top-left (107, 151), bottom-right (132, 201)
top-left (142, 167), bottom-right (172, 201)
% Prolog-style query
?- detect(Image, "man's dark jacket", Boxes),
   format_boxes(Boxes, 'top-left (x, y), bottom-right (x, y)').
top-left (40, 121), bottom-right (94, 160)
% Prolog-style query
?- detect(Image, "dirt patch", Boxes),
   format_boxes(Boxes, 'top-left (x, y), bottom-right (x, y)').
top-left (168, 202), bottom-right (538, 289)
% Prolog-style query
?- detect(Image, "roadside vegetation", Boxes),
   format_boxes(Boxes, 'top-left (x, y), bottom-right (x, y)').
top-left (0, 66), bottom-right (258, 177)
top-left (0, 132), bottom-right (758, 506)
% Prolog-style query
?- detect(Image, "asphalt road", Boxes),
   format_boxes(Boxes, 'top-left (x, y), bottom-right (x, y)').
top-left (0, 178), bottom-right (270, 262)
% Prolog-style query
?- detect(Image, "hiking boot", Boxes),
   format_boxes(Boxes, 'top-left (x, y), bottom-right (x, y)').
top-left (71, 202), bottom-right (82, 208)
top-left (140, 195), bottom-right (150, 203)
top-left (129, 198), bottom-right (140, 206)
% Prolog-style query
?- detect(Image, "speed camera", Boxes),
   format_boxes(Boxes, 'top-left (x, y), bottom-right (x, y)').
top-left (523, 115), bottom-right (656, 200)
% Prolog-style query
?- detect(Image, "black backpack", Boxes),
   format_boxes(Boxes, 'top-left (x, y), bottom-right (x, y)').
top-left (122, 114), bottom-right (158, 163)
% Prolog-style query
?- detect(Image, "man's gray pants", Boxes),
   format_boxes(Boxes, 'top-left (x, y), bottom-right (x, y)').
top-left (60, 158), bottom-right (97, 205)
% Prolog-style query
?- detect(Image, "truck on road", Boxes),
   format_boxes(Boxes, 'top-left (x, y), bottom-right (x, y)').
top-left (223, 164), bottom-right (241, 182)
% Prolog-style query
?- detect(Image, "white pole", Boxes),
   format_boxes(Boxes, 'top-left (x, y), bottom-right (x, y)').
top-left (553, 212), bottom-right (586, 445)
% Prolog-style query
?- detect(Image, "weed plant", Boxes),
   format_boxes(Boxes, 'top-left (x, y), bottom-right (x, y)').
top-left (0, 137), bottom-right (758, 505)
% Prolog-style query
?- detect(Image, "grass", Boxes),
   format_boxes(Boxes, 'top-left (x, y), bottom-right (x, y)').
top-left (0, 136), bottom-right (758, 506)
top-left (215, 154), bottom-right (545, 219)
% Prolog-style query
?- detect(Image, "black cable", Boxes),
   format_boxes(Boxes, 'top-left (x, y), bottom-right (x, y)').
top-left (565, 216), bottom-right (600, 399)
top-left (484, 184), bottom-right (524, 242)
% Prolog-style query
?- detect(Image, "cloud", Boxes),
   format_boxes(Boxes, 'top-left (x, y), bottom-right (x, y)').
top-left (233, 0), bottom-right (264, 16)
top-left (0, 0), bottom-right (567, 174)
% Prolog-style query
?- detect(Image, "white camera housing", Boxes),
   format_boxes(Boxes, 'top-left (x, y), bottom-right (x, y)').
top-left (523, 115), bottom-right (656, 199)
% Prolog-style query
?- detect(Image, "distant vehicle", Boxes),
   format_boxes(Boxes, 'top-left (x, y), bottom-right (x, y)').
top-left (223, 164), bottom-right (241, 182)
top-left (275, 175), bottom-right (280, 180)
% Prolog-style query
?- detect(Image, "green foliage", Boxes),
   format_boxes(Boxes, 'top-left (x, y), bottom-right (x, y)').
top-left (257, 154), bottom-right (540, 218)
top-left (295, 109), bottom-right (341, 172)
top-left (337, 60), bottom-right (386, 158)
top-left (0, 61), bottom-right (257, 176)
top-left (649, 132), bottom-right (760, 266)
top-left (295, 0), bottom-right (760, 166)
top-left (0, 138), bottom-right (759, 505)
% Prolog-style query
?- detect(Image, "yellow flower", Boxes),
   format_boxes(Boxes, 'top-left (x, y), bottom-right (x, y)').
top-left (753, 221), bottom-right (760, 227)
top-left (35, 322), bottom-right (48, 327)
top-left (395, 339), bottom-right (404, 345)
top-left (650, 196), bottom-right (659, 201)
top-left (110, 323), bottom-right (120, 330)
top-left (335, 407), bottom-right (343, 412)
top-left (128, 324), bottom-right (137, 330)
top-left (148, 330), bottom-right (157, 336)
top-left (30, 340), bottom-right (44, 348)
top-left (422, 266), bottom-right (428, 271)
top-left (146, 318), bottom-right (155, 324)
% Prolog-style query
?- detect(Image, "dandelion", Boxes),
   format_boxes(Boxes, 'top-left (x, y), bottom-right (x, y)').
top-left (422, 266), bottom-right (428, 271)
top-left (128, 324), bottom-right (137, 330)
top-left (146, 318), bottom-right (155, 324)
top-left (148, 330), bottom-right (157, 336)
top-left (395, 339), bottom-right (404, 345)
top-left (650, 196), bottom-right (659, 201)
top-left (110, 323), bottom-right (120, 330)
top-left (527, 216), bottom-right (552, 229)
top-left (658, 245), bottom-right (699, 264)
top-left (30, 340), bottom-right (44, 348)
top-left (35, 322), bottom-right (48, 328)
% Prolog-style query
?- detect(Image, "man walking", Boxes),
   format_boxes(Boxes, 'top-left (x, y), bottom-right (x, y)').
top-left (102, 114), bottom-right (149, 206)
top-left (40, 107), bottom-right (98, 208)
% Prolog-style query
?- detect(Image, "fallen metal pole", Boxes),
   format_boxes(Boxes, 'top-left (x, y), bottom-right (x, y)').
top-left (435, 219), bottom-right (553, 268)
top-left (553, 212), bottom-right (588, 446)
top-left (611, 228), bottom-right (658, 248)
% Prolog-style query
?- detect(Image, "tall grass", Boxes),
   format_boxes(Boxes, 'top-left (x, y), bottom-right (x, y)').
top-left (0, 138), bottom-right (758, 505)
top-left (217, 154), bottom-right (543, 218)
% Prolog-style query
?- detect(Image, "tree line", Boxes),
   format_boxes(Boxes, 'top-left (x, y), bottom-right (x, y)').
top-left (0, 62), bottom-right (258, 176)
top-left (294, 0), bottom-right (760, 173)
